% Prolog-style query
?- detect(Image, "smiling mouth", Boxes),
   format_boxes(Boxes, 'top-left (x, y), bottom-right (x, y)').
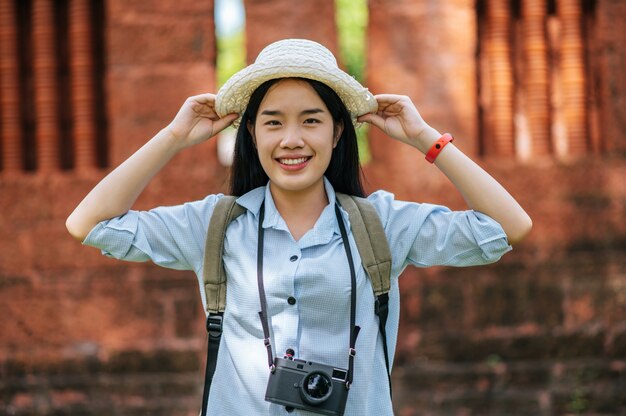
top-left (277, 157), bottom-right (311, 166)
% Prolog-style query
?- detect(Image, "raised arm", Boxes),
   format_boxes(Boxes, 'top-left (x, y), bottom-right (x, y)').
top-left (65, 93), bottom-right (238, 242)
top-left (358, 94), bottom-right (532, 245)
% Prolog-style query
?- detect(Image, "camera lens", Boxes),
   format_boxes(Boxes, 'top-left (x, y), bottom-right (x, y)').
top-left (299, 371), bottom-right (333, 405)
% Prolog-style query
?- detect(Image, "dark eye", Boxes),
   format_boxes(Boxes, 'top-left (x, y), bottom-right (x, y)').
top-left (304, 118), bottom-right (321, 124)
top-left (265, 120), bottom-right (281, 126)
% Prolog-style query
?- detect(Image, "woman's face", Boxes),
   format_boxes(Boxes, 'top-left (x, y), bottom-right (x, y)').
top-left (250, 78), bottom-right (342, 197)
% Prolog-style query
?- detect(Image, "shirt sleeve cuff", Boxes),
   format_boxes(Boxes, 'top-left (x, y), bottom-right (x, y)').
top-left (469, 211), bottom-right (512, 262)
top-left (82, 211), bottom-right (140, 259)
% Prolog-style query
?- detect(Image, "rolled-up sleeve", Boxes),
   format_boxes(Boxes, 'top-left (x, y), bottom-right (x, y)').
top-left (367, 190), bottom-right (512, 275)
top-left (84, 210), bottom-right (143, 260)
top-left (83, 194), bottom-right (222, 271)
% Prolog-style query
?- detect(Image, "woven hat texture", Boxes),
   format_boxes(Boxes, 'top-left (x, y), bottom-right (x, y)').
top-left (215, 39), bottom-right (378, 125)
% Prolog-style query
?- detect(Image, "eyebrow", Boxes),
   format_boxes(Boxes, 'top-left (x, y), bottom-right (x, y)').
top-left (259, 108), bottom-right (325, 116)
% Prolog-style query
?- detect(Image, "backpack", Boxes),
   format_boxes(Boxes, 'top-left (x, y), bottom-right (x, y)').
top-left (200, 193), bottom-right (393, 415)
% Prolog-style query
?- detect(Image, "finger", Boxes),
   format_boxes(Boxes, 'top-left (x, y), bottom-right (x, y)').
top-left (357, 113), bottom-right (386, 131)
top-left (371, 102), bottom-right (401, 117)
top-left (188, 93), bottom-right (217, 105)
top-left (372, 94), bottom-right (405, 105)
top-left (373, 94), bottom-right (415, 113)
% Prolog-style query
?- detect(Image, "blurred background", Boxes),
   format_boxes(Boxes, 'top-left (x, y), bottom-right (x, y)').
top-left (0, 0), bottom-right (625, 414)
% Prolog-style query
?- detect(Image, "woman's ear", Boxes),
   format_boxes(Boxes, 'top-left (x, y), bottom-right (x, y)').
top-left (247, 120), bottom-right (256, 147)
top-left (333, 120), bottom-right (344, 148)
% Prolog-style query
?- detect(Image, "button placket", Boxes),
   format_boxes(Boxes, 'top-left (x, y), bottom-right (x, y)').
top-left (284, 249), bottom-right (300, 353)
top-left (287, 254), bottom-right (298, 306)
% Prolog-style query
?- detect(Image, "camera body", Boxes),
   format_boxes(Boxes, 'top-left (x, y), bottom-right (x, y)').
top-left (265, 356), bottom-right (349, 416)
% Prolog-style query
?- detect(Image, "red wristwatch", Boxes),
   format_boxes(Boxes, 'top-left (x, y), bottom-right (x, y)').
top-left (425, 133), bottom-right (454, 163)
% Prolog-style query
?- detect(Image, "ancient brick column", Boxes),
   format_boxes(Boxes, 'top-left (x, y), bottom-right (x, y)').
top-left (486, 0), bottom-right (515, 156)
top-left (32, 0), bottom-right (59, 171)
top-left (595, 0), bottom-right (626, 154)
top-left (558, 0), bottom-right (587, 156)
top-left (244, 0), bottom-right (338, 62)
top-left (69, 0), bottom-right (96, 171)
top-left (522, 0), bottom-right (551, 156)
top-left (366, 0), bottom-right (479, 196)
top-left (0, 0), bottom-right (22, 172)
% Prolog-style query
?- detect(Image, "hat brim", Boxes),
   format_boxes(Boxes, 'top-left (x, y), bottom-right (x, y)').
top-left (215, 57), bottom-right (378, 127)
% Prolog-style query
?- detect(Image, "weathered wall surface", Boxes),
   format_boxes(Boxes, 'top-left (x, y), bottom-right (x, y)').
top-left (244, 0), bottom-right (337, 62)
top-left (1, 0), bottom-right (625, 415)
top-left (596, 0), bottom-right (626, 155)
top-left (364, 0), bottom-right (626, 414)
top-left (1, 1), bottom-right (222, 414)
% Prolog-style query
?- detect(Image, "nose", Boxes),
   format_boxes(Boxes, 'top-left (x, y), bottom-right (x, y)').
top-left (280, 125), bottom-right (305, 149)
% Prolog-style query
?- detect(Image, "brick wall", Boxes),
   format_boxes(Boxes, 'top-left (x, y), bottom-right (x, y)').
top-left (364, 0), bottom-right (626, 414)
top-left (1, 0), bottom-right (625, 415)
top-left (1, 0), bottom-right (220, 414)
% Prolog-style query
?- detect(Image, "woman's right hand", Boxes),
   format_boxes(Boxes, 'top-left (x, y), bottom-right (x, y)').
top-left (66, 94), bottom-right (238, 242)
top-left (165, 93), bottom-right (239, 150)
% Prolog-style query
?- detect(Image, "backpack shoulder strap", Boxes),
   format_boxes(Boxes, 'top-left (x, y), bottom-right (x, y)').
top-left (336, 192), bottom-right (394, 397)
top-left (200, 196), bottom-right (246, 415)
top-left (335, 193), bottom-right (392, 295)
top-left (202, 195), bottom-right (246, 314)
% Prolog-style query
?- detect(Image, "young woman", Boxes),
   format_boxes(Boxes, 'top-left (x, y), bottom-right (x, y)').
top-left (66, 39), bottom-right (531, 415)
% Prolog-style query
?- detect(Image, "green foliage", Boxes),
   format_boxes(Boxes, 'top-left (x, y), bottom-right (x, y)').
top-left (336, 0), bottom-right (370, 163)
top-left (486, 354), bottom-right (503, 367)
top-left (335, 0), bottom-right (368, 83)
top-left (568, 386), bottom-right (589, 414)
top-left (217, 30), bottom-right (246, 88)
top-left (356, 124), bottom-right (371, 164)
top-left (567, 368), bottom-right (595, 414)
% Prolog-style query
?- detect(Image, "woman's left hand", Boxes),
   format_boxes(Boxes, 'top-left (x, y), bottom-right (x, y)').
top-left (359, 96), bottom-right (533, 245)
top-left (357, 94), bottom-right (438, 153)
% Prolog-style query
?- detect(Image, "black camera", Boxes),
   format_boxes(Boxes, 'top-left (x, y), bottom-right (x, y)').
top-left (265, 355), bottom-right (350, 416)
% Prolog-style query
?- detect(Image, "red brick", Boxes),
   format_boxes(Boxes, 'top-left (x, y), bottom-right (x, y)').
top-left (596, 0), bottom-right (626, 154)
top-left (107, 64), bottom-right (216, 166)
top-left (1, 0), bottom-right (626, 415)
top-left (245, 0), bottom-right (337, 61)
top-left (368, 0), bottom-right (479, 153)
top-left (51, 389), bottom-right (88, 407)
top-left (108, 21), bottom-right (214, 66)
top-left (108, 0), bottom-right (214, 17)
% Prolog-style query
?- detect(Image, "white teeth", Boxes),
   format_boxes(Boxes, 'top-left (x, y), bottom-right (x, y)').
top-left (280, 157), bottom-right (308, 165)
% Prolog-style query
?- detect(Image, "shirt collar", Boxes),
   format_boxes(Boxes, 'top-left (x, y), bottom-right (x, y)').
top-left (235, 177), bottom-right (346, 247)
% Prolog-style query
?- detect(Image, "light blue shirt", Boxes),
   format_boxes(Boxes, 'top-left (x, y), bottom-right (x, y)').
top-left (84, 177), bottom-right (511, 415)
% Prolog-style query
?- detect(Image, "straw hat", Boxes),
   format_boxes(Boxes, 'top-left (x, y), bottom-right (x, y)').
top-left (215, 39), bottom-right (378, 125)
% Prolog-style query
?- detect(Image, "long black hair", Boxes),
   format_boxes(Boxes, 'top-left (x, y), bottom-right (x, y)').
top-left (229, 78), bottom-right (365, 197)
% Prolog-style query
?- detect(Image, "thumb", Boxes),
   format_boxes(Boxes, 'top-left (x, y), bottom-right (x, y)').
top-left (213, 113), bottom-right (240, 134)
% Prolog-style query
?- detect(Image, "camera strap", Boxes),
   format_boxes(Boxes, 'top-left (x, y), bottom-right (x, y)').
top-left (256, 203), bottom-right (275, 371)
top-left (335, 203), bottom-right (361, 388)
top-left (256, 201), bottom-right (361, 388)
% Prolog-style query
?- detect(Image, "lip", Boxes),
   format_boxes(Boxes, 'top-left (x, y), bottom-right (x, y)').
top-left (275, 155), bottom-right (312, 171)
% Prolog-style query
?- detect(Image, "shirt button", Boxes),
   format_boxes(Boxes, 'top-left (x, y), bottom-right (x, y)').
top-left (289, 255), bottom-right (298, 262)
top-left (287, 296), bottom-right (296, 305)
